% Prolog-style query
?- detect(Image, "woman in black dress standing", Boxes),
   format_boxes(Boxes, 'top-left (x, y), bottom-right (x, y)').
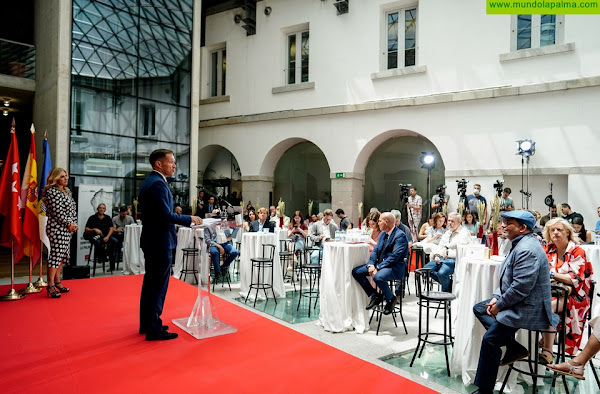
top-left (43, 168), bottom-right (78, 298)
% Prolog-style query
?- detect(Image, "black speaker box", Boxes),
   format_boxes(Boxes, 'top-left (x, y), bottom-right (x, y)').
top-left (63, 265), bottom-right (90, 280)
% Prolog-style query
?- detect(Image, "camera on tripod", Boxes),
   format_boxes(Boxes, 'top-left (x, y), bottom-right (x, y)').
top-left (399, 183), bottom-right (412, 202)
top-left (436, 184), bottom-right (446, 200)
top-left (456, 179), bottom-right (468, 195)
top-left (493, 179), bottom-right (504, 197)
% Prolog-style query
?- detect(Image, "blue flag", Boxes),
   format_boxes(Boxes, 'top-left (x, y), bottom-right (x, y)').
top-left (40, 135), bottom-right (52, 192)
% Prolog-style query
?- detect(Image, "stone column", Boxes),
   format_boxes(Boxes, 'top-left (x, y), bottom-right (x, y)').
top-left (330, 173), bottom-right (364, 228)
top-left (241, 176), bottom-right (273, 210)
top-left (188, 0), bottom-right (202, 201)
top-left (33, 0), bottom-right (72, 169)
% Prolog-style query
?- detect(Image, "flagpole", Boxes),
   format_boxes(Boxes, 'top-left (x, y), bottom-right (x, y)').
top-left (1, 241), bottom-right (25, 300)
top-left (19, 255), bottom-right (42, 294)
top-left (34, 240), bottom-right (48, 287)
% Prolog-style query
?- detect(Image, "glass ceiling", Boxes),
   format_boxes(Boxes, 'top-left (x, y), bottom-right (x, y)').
top-left (72, 0), bottom-right (193, 79)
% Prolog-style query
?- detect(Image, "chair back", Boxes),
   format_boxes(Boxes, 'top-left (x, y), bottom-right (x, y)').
top-left (413, 268), bottom-right (432, 298)
top-left (279, 239), bottom-right (295, 254)
top-left (262, 243), bottom-right (276, 261)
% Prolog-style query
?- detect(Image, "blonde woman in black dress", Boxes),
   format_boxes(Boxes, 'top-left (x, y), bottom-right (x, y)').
top-left (43, 168), bottom-right (78, 298)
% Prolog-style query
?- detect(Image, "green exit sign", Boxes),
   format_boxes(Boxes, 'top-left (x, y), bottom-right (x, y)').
top-left (335, 172), bottom-right (346, 178)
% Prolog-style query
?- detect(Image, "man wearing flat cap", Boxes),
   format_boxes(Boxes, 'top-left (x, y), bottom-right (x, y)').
top-left (471, 210), bottom-right (559, 394)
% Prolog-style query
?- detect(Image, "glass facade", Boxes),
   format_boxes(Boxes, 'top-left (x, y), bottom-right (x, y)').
top-left (70, 0), bottom-right (193, 213)
top-left (364, 136), bottom-right (445, 225)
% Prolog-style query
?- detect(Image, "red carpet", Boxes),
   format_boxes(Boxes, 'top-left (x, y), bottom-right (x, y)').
top-left (0, 276), bottom-right (436, 393)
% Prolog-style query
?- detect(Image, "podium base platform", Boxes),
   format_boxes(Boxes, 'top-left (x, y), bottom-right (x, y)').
top-left (172, 317), bottom-right (237, 340)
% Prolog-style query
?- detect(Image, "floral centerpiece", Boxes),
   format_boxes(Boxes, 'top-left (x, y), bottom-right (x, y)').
top-left (277, 198), bottom-right (285, 228)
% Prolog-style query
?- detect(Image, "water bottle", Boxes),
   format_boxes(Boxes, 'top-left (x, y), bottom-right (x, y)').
top-left (335, 230), bottom-right (341, 242)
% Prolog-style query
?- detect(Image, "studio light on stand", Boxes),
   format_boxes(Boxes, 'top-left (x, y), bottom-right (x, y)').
top-left (516, 139), bottom-right (535, 209)
top-left (420, 152), bottom-right (435, 219)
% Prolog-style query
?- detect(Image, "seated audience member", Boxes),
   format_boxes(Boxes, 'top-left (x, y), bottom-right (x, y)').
top-left (205, 196), bottom-right (220, 216)
top-left (113, 205), bottom-right (134, 243)
top-left (352, 212), bottom-right (409, 315)
top-left (418, 214), bottom-right (434, 241)
top-left (538, 218), bottom-right (593, 364)
top-left (595, 206), bottom-right (600, 234)
top-left (269, 205), bottom-right (277, 223)
top-left (204, 224), bottom-right (239, 280)
top-left (85, 203), bottom-right (118, 271)
top-left (335, 208), bottom-right (353, 231)
top-left (391, 209), bottom-right (413, 246)
top-left (497, 222), bottom-right (512, 257)
top-left (361, 207), bottom-right (379, 228)
top-left (462, 210), bottom-right (479, 236)
top-left (288, 211), bottom-right (308, 258)
top-left (540, 205), bottom-right (557, 228)
top-left (245, 202), bottom-right (254, 212)
top-left (275, 206), bottom-right (291, 228)
top-left (561, 203), bottom-right (583, 224)
top-left (471, 210), bottom-right (558, 394)
top-left (414, 212), bottom-right (446, 254)
top-left (423, 212), bottom-right (471, 292)
top-left (244, 209), bottom-right (257, 232)
top-left (308, 209), bottom-right (338, 264)
top-left (366, 211), bottom-right (382, 254)
top-left (546, 316), bottom-right (600, 380)
top-left (527, 209), bottom-right (544, 236)
top-left (571, 216), bottom-right (592, 243)
top-left (173, 205), bottom-right (183, 232)
top-left (307, 213), bottom-right (319, 234)
top-left (249, 207), bottom-right (275, 233)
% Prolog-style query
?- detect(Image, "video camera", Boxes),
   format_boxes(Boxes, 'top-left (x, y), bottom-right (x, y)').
top-left (399, 183), bottom-right (412, 202)
top-left (493, 179), bottom-right (504, 197)
top-left (436, 184), bottom-right (446, 200)
top-left (456, 179), bottom-right (468, 205)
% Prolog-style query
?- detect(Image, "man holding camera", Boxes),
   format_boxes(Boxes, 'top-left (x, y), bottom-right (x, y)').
top-left (431, 184), bottom-right (449, 214)
top-left (406, 186), bottom-right (422, 242)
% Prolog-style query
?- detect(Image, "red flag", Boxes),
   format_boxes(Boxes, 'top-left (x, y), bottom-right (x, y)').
top-left (22, 124), bottom-right (41, 266)
top-left (0, 119), bottom-right (23, 263)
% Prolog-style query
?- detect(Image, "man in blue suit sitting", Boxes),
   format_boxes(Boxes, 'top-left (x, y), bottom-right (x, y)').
top-left (352, 212), bottom-right (409, 315)
top-left (138, 149), bottom-right (203, 341)
top-left (248, 207), bottom-right (275, 233)
top-left (471, 210), bottom-right (558, 394)
top-left (204, 224), bottom-right (239, 280)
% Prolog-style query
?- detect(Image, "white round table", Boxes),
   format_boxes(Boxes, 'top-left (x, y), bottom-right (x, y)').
top-left (239, 232), bottom-right (286, 300)
top-left (123, 224), bottom-right (144, 274)
top-left (318, 242), bottom-right (370, 333)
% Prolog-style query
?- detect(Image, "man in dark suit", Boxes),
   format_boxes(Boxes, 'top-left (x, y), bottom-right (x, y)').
top-left (471, 210), bottom-right (558, 394)
top-left (352, 212), bottom-right (409, 315)
top-left (138, 149), bottom-right (202, 341)
top-left (248, 207), bottom-right (275, 233)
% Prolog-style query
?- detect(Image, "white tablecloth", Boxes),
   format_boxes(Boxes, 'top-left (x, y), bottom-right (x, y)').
top-left (451, 257), bottom-right (532, 392)
top-left (239, 232), bottom-right (286, 300)
top-left (172, 226), bottom-right (208, 285)
top-left (123, 224), bottom-right (144, 274)
top-left (318, 243), bottom-right (370, 333)
top-left (581, 244), bottom-right (600, 319)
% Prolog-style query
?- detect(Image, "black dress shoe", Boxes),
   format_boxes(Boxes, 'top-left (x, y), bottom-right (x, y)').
top-left (366, 294), bottom-right (383, 310)
top-left (500, 342), bottom-right (529, 366)
top-left (145, 330), bottom-right (178, 341)
top-left (139, 325), bottom-right (169, 335)
top-left (471, 389), bottom-right (493, 394)
top-left (383, 296), bottom-right (398, 315)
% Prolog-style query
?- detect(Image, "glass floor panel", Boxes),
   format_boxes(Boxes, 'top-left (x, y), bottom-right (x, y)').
top-left (382, 347), bottom-right (600, 393)
top-left (234, 291), bottom-right (320, 324)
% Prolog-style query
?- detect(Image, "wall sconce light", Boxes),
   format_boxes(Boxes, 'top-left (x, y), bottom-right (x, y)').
top-left (3, 110), bottom-right (9, 116)
top-left (264, 6), bottom-right (272, 15)
top-left (234, 14), bottom-right (242, 23)
top-left (3, 100), bottom-right (9, 107)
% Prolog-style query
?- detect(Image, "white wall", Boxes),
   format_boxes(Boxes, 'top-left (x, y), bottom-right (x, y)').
top-left (199, 0), bottom-right (600, 119)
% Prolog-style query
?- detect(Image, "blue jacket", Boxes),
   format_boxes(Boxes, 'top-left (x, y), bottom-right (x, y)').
top-left (493, 233), bottom-right (559, 330)
top-left (367, 226), bottom-right (409, 279)
top-left (248, 219), bottom-right (275, 233)
top-left (139, 171), bottom-right (191, 251)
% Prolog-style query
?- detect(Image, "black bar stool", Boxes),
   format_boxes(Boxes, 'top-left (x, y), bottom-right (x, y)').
top-left (410, 267), bottom-right (456, 376)
top-left (211, 253), bottom-right (232, 292)
top-left (245, 244), bottom-right (276, 307)
top-left (369, 277), bottom-right (408, 336)
top-left (279, 239), bottom-right (295, 283)
top-left (410, 245), bottom-right (426, 270)
top-left (87, 241), bottom-right (106, 277)
top-left (499, 285), bottom-right (570, 393)
top-left (180, 247), bottom-right (198, 284)
top-left (297, 247), bottom-right (322, 317)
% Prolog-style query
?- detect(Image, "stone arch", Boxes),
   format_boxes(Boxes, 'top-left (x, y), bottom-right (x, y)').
top-left (197, 144), bottom-right (243, 203)
top-left (258, 137), bottom-right (332, 178)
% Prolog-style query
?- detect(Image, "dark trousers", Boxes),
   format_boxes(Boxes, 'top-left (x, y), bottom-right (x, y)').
top-left (473, 299), bottom-right (520, 391)
top-left (210, 242), bottom-right (239, 274)
top-left (352, 264), bottom-right (400, 302)
top-left (139, 248), bottom-right (172, 334)
top-left (94, 236), bottom-right (118, 270)
top-left (423, 258), bottom-right (455, 292)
